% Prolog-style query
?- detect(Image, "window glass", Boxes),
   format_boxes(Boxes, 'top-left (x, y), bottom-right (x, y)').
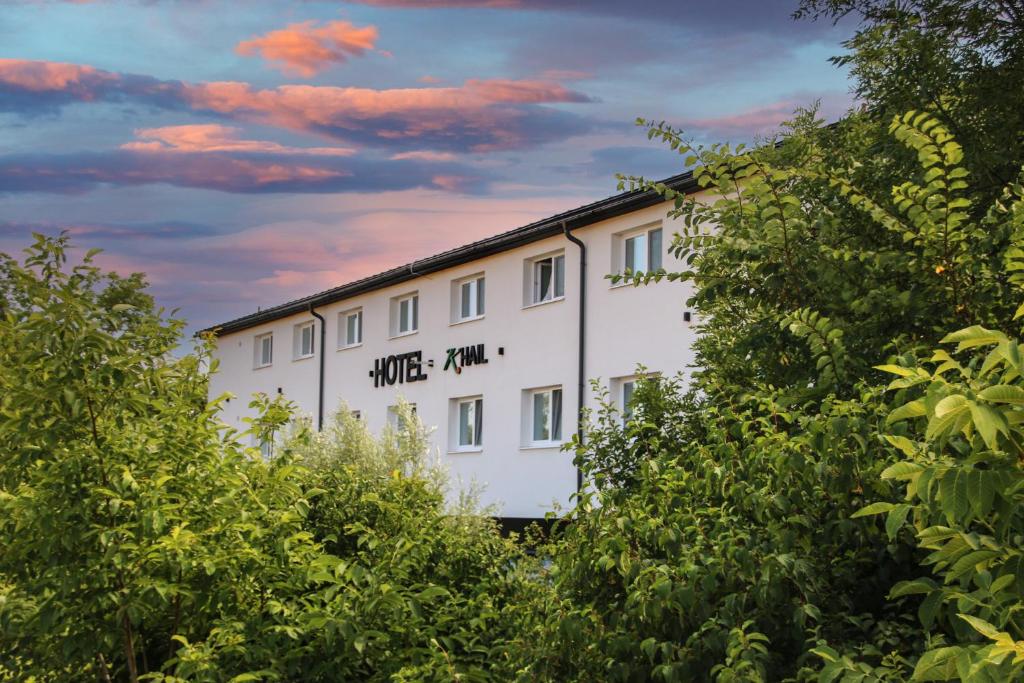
top-left (532, 391), bottom-right (550, 442)
top-left (299, 323), bottom-right (314, 356)
top-left (397, 295), bottom-right (418, 334)
top-left (535, 259), bottom-right (553, 302)
top-left (532, 256), bottom-right (564, 304)
top-left (256, 333), bottom-right (273, 367)
top-left (625, 234), bottom-right (647, 272)
top-left (622, 380), bottom-right (636, 421)
top-left (649, 229), bottom-right (663, 271)
top-left (551, 388), bottom-right (563, 440)
top-left (388, 403), bottom-right (417, 431)
top-left (531, 388), bottom-right (562, 442)
top-left (457, 277), bottom-right (485, 319)
top-left (461, 281), bottom-right (472, 319)
top-left (345, 311), bottom-right (362, 345)
top-left (458, 398), bottom-right (483, 447)
top-left (475, 398), bottom-right (483, 443)
top-left (399, 298), bottom-right (410, 333)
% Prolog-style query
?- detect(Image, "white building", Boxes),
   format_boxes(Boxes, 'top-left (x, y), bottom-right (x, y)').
top-left (205, 172), bottom-right (701, 524)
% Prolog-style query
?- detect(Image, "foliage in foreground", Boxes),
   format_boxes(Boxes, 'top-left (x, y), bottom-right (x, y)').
top-left (524, 102), bottom-right (1024, 679)
top-left (0, 237), bottom-right (527, 681)
top-left (5, 3), bottom-right (1024, 681)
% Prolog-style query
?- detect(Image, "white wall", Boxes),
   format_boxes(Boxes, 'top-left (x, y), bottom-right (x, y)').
top-left (208, 198), bottom-right (700, 518)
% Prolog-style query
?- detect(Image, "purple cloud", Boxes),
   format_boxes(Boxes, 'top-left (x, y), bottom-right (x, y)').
top-left (0, 59), bottom-right (595, 152)
top-left (0, 148), bottom-right (493, 194)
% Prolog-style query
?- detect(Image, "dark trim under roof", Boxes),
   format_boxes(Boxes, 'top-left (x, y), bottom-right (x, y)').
top-left (202, 171), bottom-right (699, 336)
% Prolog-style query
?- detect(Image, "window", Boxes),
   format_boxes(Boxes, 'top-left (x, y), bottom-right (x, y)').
top-left (293, 321), bottom-right (315, 359)
top-left (454, 397), bottom-right (483, 449)
top-left (390, 293), bottom-right (419, 337)
top-left (621, 380), bottom-right (636, 422)
top-left (623, 227), bottom-right (663, 274)
top-left (351, 410), bottom-right (362, 421)
top-left (254, 332), bottom-right (273, 368)
top-left (529, 253), bottom-right (565, 305)
top-left (253, 434), bottom-right (273, 459)
top-left (339, 308), bottom-right (362, 348)
top-left (387, 403), bottom-right (417, 431)
top-left (529, 387), bottom-right (563, 444)
top-left (454, 275), bottom-right (485, 322)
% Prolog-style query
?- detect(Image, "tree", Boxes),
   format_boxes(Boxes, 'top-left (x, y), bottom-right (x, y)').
top-left (0, 239), bottom-right (531, 681)
top-left (797, 0), bottom-right (1024, 200)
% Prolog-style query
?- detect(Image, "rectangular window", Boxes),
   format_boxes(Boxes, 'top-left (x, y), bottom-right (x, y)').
top-left (351, 410), bottom-right (361, 421)
top-left (294, 321), bottom-right (315, 359)
top-left (531, 254), bottom-right (565, 305)
top-left (622, 380), bottom-right (636, 421)
top-left (530, 387), bottom-right (563, 444)
top-left (394, 293), bottom-right (419, 335)
top-left (457, 397), bottom-right (483, 448)
top-left (253, 434), bottom-right (274, 459)
top-left (457, 276), bottom-right (485, 321)
top-left (624, 228), bottom-right (663, 274)
top-left (387, 403), bottom-right (417, 430)
top-left (254, 332), bottom-right (273, 368)
top-left (339, 309), bottom-right (362, 348)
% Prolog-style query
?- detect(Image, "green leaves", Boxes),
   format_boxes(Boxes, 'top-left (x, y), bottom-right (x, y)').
top-left (780, 308), bottom-right (847, 389)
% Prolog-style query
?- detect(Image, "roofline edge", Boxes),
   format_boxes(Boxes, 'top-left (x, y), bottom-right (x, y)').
top-left (199, 171), bottom-right (699, 337)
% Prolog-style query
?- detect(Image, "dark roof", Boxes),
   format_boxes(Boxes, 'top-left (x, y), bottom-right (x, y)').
top-left (202, 171), bottom-right (699, 336)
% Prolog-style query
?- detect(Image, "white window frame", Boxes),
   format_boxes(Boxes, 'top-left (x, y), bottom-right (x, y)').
top-left (525, 386), bottom-right (563, 447)
top-left (525, 252), bottom-right (565, 307)
top-left (451, 396), bottom-right (483, 451)
top-left (621, 226), bottom-right (664, 275)
top-left (293, 321), bottom-right (315, 360)
top-left (338, 308), bottom-right (363, 349)
top-left (453, 274), bottom-right (485, 324)
top-left (254, 332), bottom-right (273, 369)
top-left (253, 433), bottom-right (274, 459)
top-left (390, 292), bottom-right (419, 338)
top-left (387, 403), bottom-right (418, 431)
top-left (621, 378), bottom-right (636, 423)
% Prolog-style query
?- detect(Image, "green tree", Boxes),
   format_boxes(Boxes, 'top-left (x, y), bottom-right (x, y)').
top-left (526, 98), bottom-right (1024, 677)
top-left (796, 0), bottom-right (1024, 199)
top-left (0, 235), bottom-right (336, 680)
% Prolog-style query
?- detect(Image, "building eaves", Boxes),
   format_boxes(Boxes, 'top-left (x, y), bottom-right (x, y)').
top-left (201, 170), bottom-right (699, 337)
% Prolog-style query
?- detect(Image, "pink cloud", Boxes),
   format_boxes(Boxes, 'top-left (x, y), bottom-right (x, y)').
top-left (181, 78), bottom-right (592, 150)
top-left (417, 75), bottom-right (442, 84)
top-left (121, 124), bottom-right (355, 156)
top-left (0, 59), bottom-right (594, 152)
top-left (0, 149), bottom-right (495, 195)
top-left (0, 60), bottom-right (109, 92)
top-left (681, 94), bottom-right (852, 138)
top-left (683, 101), bottom-right (798, 136)
top-left (390, 150), bottom-right (458, 161)
top-left (236, 20), bottom-right (380, 77)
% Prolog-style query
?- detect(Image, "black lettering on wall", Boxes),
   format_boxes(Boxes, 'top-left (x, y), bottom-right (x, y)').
top-left (371, 351), bottom-right (429, 387)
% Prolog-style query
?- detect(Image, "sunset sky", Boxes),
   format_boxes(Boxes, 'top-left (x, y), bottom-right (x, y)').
top-left (1, 0), bottom-right (855, 332)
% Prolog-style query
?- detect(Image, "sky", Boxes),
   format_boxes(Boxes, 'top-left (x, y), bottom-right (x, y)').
top-left (0, 0), bottom-right (856, 333)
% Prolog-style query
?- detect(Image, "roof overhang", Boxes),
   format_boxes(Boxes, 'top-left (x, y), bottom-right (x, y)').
top-left (201, 171), bottom-right (698, 337)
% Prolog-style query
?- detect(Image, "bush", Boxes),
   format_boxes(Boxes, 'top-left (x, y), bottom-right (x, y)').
top-left (0, 236), bottom-right (530, 682)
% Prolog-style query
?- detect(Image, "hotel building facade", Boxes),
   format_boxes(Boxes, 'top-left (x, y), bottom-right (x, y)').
top-left (205, 172), bottom-right (701, 523)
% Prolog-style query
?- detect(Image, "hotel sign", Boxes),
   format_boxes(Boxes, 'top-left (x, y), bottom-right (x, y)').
top-left (369, 343), bottom-right (489, 387)
top-left (444, 343), bottom-right (488, 374)
top-left (370, 351), bottom-right (428, 388)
